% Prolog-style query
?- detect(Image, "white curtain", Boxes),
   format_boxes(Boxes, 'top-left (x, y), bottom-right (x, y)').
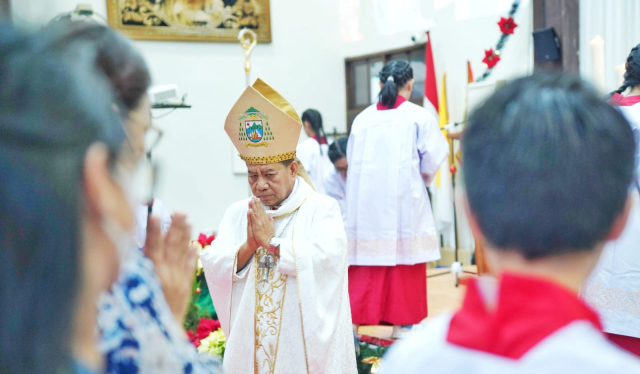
top-left (580, 0), bottom-right (640, 94)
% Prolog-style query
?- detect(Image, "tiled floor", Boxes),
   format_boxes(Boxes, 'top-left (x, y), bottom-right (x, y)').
top-left (357, 265), bottom-right (478, 339)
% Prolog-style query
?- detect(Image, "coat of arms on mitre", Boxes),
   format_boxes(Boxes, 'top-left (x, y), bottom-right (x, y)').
top-left (238, 107), bottom-right (273, 147)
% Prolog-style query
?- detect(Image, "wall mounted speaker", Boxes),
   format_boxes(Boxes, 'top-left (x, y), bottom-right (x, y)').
top-left (533, 27), bottom-right (561, 62)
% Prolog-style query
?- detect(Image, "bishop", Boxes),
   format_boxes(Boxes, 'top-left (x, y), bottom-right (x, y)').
top-left (200, 79), bottom-right (357, 374)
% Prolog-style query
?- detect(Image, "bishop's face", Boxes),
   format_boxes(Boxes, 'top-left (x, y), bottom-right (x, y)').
top-left (247, 161), bottom-right (298, 207)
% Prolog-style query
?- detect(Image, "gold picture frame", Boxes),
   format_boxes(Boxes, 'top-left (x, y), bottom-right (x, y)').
top-left (106, 0), bottom-right (271, 43)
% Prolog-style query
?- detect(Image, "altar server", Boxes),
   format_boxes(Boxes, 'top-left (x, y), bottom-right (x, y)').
top-left (346, 60), bottom-right (448, 337)
top-left (324, 137), bottom-right (348, 222)
top-left (296, 109), bottom-right (331, 193)
top-left (583, 43), bottom-right (640, 357)
top-left (201, 79), bottom-right (356, 374)
top-left (382, 73), bottom-right (640, 373)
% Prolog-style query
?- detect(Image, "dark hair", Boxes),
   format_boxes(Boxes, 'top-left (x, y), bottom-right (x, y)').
top-left (612, 44), bottom-right (640, 96)
top-left (301, 109), bottom-right (326, 155)
top-left (0, 26), bottom-right (125, 373)
top-left (378, 60), bottom-right (413, 109)
top-left (43, 23), bottom-right (151, 112)
top-left (463, 73), bottom-right (635, 260)
top-left (328, 137), bottom-right (348, 164)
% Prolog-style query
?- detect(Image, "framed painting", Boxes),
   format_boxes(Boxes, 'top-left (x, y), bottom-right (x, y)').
top-left (106, 0), bottom-right (271, 42)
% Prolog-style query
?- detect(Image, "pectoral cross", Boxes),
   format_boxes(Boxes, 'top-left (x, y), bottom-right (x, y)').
top-left (257, 254), bottom-right (275, 283)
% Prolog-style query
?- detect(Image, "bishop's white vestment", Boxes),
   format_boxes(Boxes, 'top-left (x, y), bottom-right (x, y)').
top-left (382, 273), bottom-right (640, 374)
top-left (200, 177), bottom-right (357, 374)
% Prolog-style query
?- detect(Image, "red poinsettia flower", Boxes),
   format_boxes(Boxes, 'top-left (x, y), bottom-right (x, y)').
top-left (483, 49), bottom-right (501, 69)
top-left (198, 233), bottom-right (216, 247)
top-left (187, 330), bottom-right (201, 347)
top-left (359, 334), bottom-right (394, 347)
top-left (498, 17), bottom-right (518, 35)
top-left (195, 318), bottom-right (222, 341)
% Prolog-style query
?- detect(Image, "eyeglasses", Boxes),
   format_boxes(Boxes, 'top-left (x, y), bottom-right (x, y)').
top-left (118, 118), bottom-right (162, 206)
top-left (144, 125), bottom-right (163, 156)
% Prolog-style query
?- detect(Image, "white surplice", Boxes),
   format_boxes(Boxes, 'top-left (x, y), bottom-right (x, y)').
top-left (200, 177), bottom-right (357, 374)
top-left (382, 274), bottom-right (640, 374)
top-left (297, 138), bottom-right (331, 194)
top-left (323, 169), bottom-right (346, 223)
top-left (381, 315), bottom-right (640, 374)
top-left (345, 101), bottom-right (449, 266)
top-left (582, 101), bottom-right (640, 339)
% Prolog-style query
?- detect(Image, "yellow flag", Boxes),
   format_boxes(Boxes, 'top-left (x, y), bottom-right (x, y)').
top-left (436, 72), bottom-right (450, 187)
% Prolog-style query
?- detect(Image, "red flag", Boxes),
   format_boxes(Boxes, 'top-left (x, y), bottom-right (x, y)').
top-left (424, 31), bottom-right (439, 118)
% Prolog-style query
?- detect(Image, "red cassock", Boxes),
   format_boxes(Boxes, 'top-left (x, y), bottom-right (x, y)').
top-left (348, 263), bottom-right (427, 325)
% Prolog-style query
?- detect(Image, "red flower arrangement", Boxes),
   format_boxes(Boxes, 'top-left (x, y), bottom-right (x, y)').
top-left (498, 17), bottom-right (518, 35)
top-left (198, 233), bottom-right (216, 247)
top-left (188, 318), bottom-right (221, 347)
top-left (358, 335), bottom-right (394, 348)
top-left (482, 49), bottom-right (501, 69)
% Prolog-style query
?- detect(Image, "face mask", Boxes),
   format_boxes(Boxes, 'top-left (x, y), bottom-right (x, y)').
top-left (101, 165), bottom-right (138, 263)
top-left (101, 214), bottom-right (135, 264)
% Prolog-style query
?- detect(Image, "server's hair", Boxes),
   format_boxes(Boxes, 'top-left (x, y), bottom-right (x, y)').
top-left (301, 109), bottom-right (326, 155)
top-left (0, 25), bottom-right (125, 373)
top-left (378, 60), bottom-right (413, 109)
top-left (611, 44), bottom-right (640, 97)
top-left (328, 137), bottom-right (348, 164)
top-left (463, 72), bottom-right (635, 259)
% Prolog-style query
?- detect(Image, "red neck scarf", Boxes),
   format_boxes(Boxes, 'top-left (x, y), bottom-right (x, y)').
top-left (376, 95), bottom-right (407, 110)
top-left (447, 272), bottom-right (602, 359)
top-left (311, 135), bottom-right (327, 145)
top-left (610, 93), bottom-right (640, 107)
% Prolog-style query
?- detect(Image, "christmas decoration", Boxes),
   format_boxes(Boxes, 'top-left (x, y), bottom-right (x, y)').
top-left (361, 357), bottom-right (383, 373)
top-left (197, 328), bottom-right (226, 358)
top-left (482, 49), bottom-right (501, 69)
top-left (198, 233), bottom-right (215, 247)
top-left (477, 0), bottom-right (521, 82)
top-left (498, 17), bottom-right (518, 35)
top-left (356, 335), bottom-right (393, 374)
top-left (184, 233), bottom-right (218, 334)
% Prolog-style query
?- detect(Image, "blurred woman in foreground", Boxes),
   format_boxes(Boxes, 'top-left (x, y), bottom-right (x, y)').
top-left (0, 25), bottom-right (132, 373)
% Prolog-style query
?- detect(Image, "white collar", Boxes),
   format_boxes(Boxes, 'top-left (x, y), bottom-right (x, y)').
top-left (260, 176), bottom-right (313, 218)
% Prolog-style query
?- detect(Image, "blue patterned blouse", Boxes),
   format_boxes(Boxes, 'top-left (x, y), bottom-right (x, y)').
top-left (98, 250), bottom-right (222, 374)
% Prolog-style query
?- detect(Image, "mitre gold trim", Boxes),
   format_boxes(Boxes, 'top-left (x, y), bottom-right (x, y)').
top-left (239, 151), bottom-right (297, 164)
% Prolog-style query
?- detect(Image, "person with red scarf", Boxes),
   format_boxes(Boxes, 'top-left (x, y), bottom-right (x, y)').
top-left (582, 43), bottom-right (640, 358)
top-left (382, 73), bottom-right (640, 373)
top-left (297, 109), bottom-right (332, 193)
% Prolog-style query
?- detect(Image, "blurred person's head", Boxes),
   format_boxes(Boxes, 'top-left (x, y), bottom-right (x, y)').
top-left (463, 73), bottom-right (636, 286)
top-left (43, 23), bottom-right (153, 162)
top-left (612, 43), bottom-right (640, 96)
top-left (301, 109), bottom-right (324, 139)
top-left (44, 23), bottom-right (156, 209)
top-left (0, 25), bottom-right (136, 373)
top-left (328, 137), bottom-right (348, 179)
